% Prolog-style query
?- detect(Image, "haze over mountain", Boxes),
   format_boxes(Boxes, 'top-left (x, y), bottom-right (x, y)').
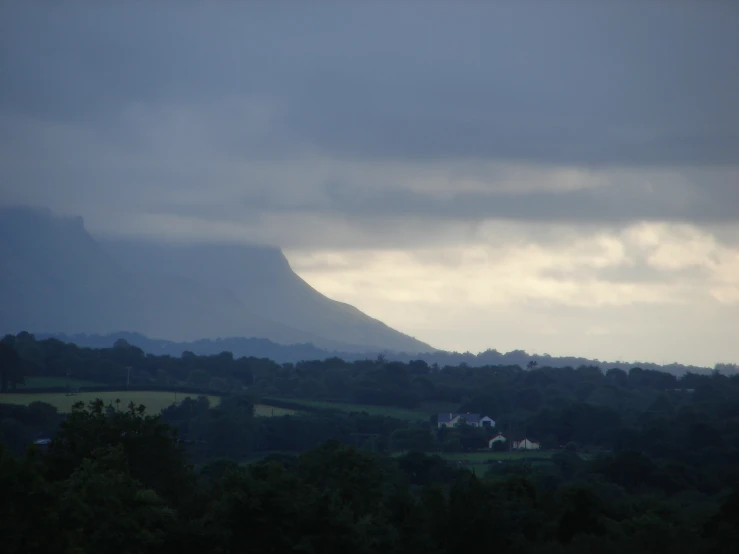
top-left (1, 3), bottom-right (738, 366)
top-left (35, 331), bottom-right (733, 379)
top-left (0, 206), bottom-right (432, 353)
top-left (100, 237), bottom-right (429, 353)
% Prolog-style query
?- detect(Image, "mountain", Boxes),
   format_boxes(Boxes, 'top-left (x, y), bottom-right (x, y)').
top-left (0, 206), bottom-right (432, 353)
top-left (100, 237), bottom-right (431, 353)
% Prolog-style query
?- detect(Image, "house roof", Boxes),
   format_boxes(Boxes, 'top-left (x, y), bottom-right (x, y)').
top-left (437, 412), bottom-right (491, 424)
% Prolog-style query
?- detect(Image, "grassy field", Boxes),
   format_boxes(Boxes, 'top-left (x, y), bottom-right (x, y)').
top-left (0, 391), bottom-right (222, 414)
top-left (394, 450), bottom-right (598, 474)
top-left (253, 404), bottom-right (297, 417)
top-left (17, 377), bottom-right (100, 389)
top-left (435, 451), bottom-right (558, 473)
top-left (0, 392), bottom-right (300, 418)
top-left (264, 398), bottom-right (430, 422)
top-left (437, 451), bottom-right (556, 462)
top-left (392, 450), bottom-right (556, 462)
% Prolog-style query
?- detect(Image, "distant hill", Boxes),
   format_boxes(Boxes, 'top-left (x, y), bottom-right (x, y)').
top-left (100, 237), bottom-right (433, 353)
top-left (36, 331), bottom-right (722, 376)
top-left (0, 206), bottom-right (432, 353)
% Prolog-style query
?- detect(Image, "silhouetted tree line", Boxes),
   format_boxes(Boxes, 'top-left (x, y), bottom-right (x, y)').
top-left (3, 332), bottom-right (739, 552)
top-left (2, 398), bottom-right (739, 554)
top-left (4, 333), bottom-right (733, 408)
top-left (37, 331), bottom-right (730, 375)
top-left (4, 332), bottom-right (739, 461)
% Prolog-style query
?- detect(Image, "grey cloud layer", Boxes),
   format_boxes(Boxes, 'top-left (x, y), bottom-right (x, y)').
top-left (2, 2), bottom-right (738, 165)
top-left (1, 1), bottom-right (738, 247)
top-left (320, 179), bottom-right (739, 224)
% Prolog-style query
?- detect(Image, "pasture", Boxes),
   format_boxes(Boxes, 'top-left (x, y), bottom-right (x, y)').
top-left (0, 391), bottom-right (299, 418)
top-left (392, 450), bottom-right (556, 463)
top-left (17, 376), bottom-right (100, 389)
top-left (438, 451), bottom-right (556, 462)
top-left (253, 404), bottom-right (297, 417)
top-left (0, 391), bottom-right (222, 414)
top-left (264, 398), bottom-right (430, 422)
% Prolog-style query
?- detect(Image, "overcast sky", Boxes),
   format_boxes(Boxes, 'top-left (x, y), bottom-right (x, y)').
top-left (2, 2), bottom-right (738, 366)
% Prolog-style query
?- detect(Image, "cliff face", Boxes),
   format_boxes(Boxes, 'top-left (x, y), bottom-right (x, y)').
top-left (0, 206), bottom-right (432, 353)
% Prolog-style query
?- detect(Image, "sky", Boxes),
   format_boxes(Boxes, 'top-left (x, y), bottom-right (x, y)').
top-left (1, 2), bottom-right (738, 367)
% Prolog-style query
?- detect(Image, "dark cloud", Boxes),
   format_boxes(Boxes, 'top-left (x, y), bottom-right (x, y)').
top-left (320, 179), bottom-right (739, 224)
top-left (1, 1), bottom-right (738, 250)
top-left (2, 2), bottom-right (737, 365)
top-left (2, 2), bottom-right (738, 166)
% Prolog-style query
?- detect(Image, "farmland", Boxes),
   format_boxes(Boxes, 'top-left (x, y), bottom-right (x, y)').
top-left (262, 398), bottom-right (432, 421)
top-left (17, 376), bottom-right (100, 389)
top-left (253, 404), bottom-right (297, 417)
top-left (437, 450), bottom-right (556, 462)
top-left (0, 391), bottom-right (221, 414)
top-left (393, 450), bottom-right (557, 464)
top-left (0, 391), bottom-right (304, 418)
top-left (436, 450), bottom-right (595, 473)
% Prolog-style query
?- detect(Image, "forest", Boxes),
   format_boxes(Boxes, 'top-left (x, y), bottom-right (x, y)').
top-left (2, 332), bottom-right (739, 553)
top-left (37, 330), bottom-right (732, 375)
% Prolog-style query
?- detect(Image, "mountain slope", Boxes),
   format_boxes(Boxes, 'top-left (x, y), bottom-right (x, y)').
top-left (0, 207), bottom-right (432, 352)
top-left (101, 239), bottom-right (433, 353)
top-left (0, 207), bottom-right (341, 347)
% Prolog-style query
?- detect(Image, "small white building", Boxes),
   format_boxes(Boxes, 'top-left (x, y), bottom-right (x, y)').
top-left (513, 438), bottom-right (540, 450)
top-left (437, 413), bottom-right (495, 429)
top-left (488, 433), bottom-right (507, 448)
top-left (479, 416), bottom-right (495, 427)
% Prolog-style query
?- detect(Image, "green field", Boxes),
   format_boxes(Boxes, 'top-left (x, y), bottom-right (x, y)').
top-left (0, 391), bottom-right (222, 414)
top-left (394, 450), bottom-right (596, 474)
top-left (391, 450), bottom-right (555, 462)
top-left (437, 451), bottom-right (555, 462)
top-left (17, 377), bottom-right (100, 389)
top-left (264, 398), bottom-right (430, 421)
top-left (0, 392), bottom-right (303, 418)
top-left (253, 404), bottom-right (297, 417)
top-left (390, 450), bottom-right (559, 473)
top-left (437, 451), bottom-right (558, 473)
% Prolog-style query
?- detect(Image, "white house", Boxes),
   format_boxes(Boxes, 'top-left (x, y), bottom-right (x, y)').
top-left (488, 433), bottom-right (507, 448)
top-left (479, 416), bottom-right (495, 427)
top-left (437, 413), bottom-right (495, 429)
top-left (513, 438), bottom-right (540, 450)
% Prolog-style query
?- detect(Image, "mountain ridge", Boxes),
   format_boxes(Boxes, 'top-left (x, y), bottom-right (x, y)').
top-left (100, 237), bottom-right (429, 353)
top-left (0, 206), bottom-right (433, 353)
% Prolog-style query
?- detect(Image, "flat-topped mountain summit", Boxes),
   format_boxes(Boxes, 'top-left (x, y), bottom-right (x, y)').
top-left (0, 206), bottom-right (432, 353)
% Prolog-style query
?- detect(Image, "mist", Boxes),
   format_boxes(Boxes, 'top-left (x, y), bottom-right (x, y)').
top-left (1, 1), bottom-right (738, 366)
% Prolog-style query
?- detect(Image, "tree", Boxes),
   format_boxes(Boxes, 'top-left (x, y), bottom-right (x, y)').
top-left (190, 394), bottom-right (257, 460)
top-left (605, 367), bottom-right (628, 387)
top-left (297, 441), bottom-right (387, 522)
top-left (704, 485), bottom-right (739, 553)
top-left (0, 339), bottom-right (25, 393)
top-left (389, 428), bottom-right (436, 453)
top-left (207, 462), bottom-right (365, 554)
top-left (59, 445), bottom-right (176, 554)
top-left (46, 399), bottom-right (192, 505)
top-left (0, 445), bottom-right (65, 554)
top-left (556, 486), bottom-right (605, 544)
